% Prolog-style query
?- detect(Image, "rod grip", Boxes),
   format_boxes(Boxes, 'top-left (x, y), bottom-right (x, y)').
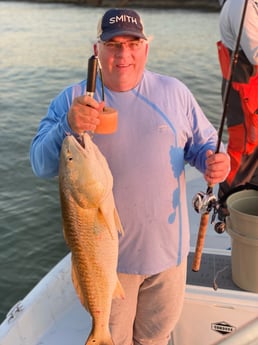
top-left (192, 212), bottom-right (209, 272)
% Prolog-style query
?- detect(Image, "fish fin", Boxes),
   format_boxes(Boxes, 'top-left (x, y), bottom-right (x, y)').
top-left (62, 227), bottom-right (68, 244)
top-left (97, 207), bottom-right (114, 239)
top-left (71, 258), bottom-right (89, 311)
top-left (99, 205), bottom-right (124, 239)
top-left (113, 278), bottom-right (125, 299)
top-left (114, 207), bottom-right (124, 235)
top-left (99, 195), bottom-right (116, 238)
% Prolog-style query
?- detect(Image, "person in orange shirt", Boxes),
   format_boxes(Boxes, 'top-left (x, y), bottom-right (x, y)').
top-left (217, 0), bottom-right (258, 219)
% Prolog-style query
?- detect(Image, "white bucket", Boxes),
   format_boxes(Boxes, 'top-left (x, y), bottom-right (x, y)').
top-left (226, 190), bottom-right (258, 293)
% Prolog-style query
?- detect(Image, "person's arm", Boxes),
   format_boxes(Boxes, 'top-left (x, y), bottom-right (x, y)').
top-left (30, 83), bottom-right (102, 178)
top-left (30, 93), bottom-right (73, 178)
top-left (236, 0), bottom-right (258, 66)
top-left (221, 0), bottom-right (258, 66)
top-left (183, 91), bottom-right (230, 184)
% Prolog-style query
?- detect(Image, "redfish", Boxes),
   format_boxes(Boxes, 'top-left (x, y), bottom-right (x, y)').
top-left (59, 133), bottom-right (124, 345)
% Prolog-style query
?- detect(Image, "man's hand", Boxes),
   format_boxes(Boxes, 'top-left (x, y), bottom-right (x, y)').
top-left (204, 150), bottom-right (230, 185)
top-left (67, 96), bottom-right (105, 134)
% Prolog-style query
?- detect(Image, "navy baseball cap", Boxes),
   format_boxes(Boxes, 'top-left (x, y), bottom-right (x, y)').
top-left (97, 8), bottom-right (147, 41)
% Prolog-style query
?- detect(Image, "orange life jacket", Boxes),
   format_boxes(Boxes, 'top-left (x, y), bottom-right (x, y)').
top-left (217, 40), bottom-right (258, 187)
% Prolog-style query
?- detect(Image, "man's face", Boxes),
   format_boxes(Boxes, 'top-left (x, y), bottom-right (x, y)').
top-left (95, 35), bottom-right (149, 92)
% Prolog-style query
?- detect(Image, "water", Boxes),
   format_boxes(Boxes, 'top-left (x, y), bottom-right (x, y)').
top-left (0, 1), bottom-right (225, 322)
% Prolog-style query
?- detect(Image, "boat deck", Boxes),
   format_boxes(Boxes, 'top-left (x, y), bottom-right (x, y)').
top-left (187, 251), bottom-right (241, 291)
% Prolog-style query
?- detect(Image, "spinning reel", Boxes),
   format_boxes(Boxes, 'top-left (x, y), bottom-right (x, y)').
top-left (192, 190), bottom-right (217, 214)
top-left (192, 189), bottom-right (226, 234)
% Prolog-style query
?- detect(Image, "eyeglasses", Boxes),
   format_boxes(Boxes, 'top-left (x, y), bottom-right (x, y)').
top-left (100, 39), bottom-right (145, 52)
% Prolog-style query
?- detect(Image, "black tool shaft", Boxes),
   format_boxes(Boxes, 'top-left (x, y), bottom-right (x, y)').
top-left (86, 55), bottom-right (98, 96)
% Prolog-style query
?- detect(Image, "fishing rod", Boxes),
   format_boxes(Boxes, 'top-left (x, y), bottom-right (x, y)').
top-left (191, 0), bottom-right (249, 272)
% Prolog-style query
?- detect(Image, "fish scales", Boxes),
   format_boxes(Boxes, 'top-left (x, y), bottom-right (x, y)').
top-left (59, 133), bottom-right (124, 345)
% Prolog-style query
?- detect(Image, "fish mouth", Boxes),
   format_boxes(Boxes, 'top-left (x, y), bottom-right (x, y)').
top-left (76, 132), bottom-right (94, 149)
top-left (64, 133), bottom-right (86, 150)
top-left (77, 135), bottom-right (86, 149)
top-left (64, 133), bottom-right (93, 157)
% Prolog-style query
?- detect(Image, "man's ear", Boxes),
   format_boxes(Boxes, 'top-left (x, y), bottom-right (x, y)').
top-left (93, 43), bottom-right (98, 56)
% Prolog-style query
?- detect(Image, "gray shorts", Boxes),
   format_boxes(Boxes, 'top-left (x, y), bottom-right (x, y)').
top-left (109, 258), bottom-right (187, 345)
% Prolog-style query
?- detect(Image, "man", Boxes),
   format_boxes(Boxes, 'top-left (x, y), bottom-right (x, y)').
top-left (217, 0), bottom-right (258, 215)
top-left (30, 8), bottom-right (230, 345)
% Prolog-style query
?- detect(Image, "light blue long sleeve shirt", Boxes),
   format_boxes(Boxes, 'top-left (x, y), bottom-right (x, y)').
top-left (30, 69), bottom-right (221, 275)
